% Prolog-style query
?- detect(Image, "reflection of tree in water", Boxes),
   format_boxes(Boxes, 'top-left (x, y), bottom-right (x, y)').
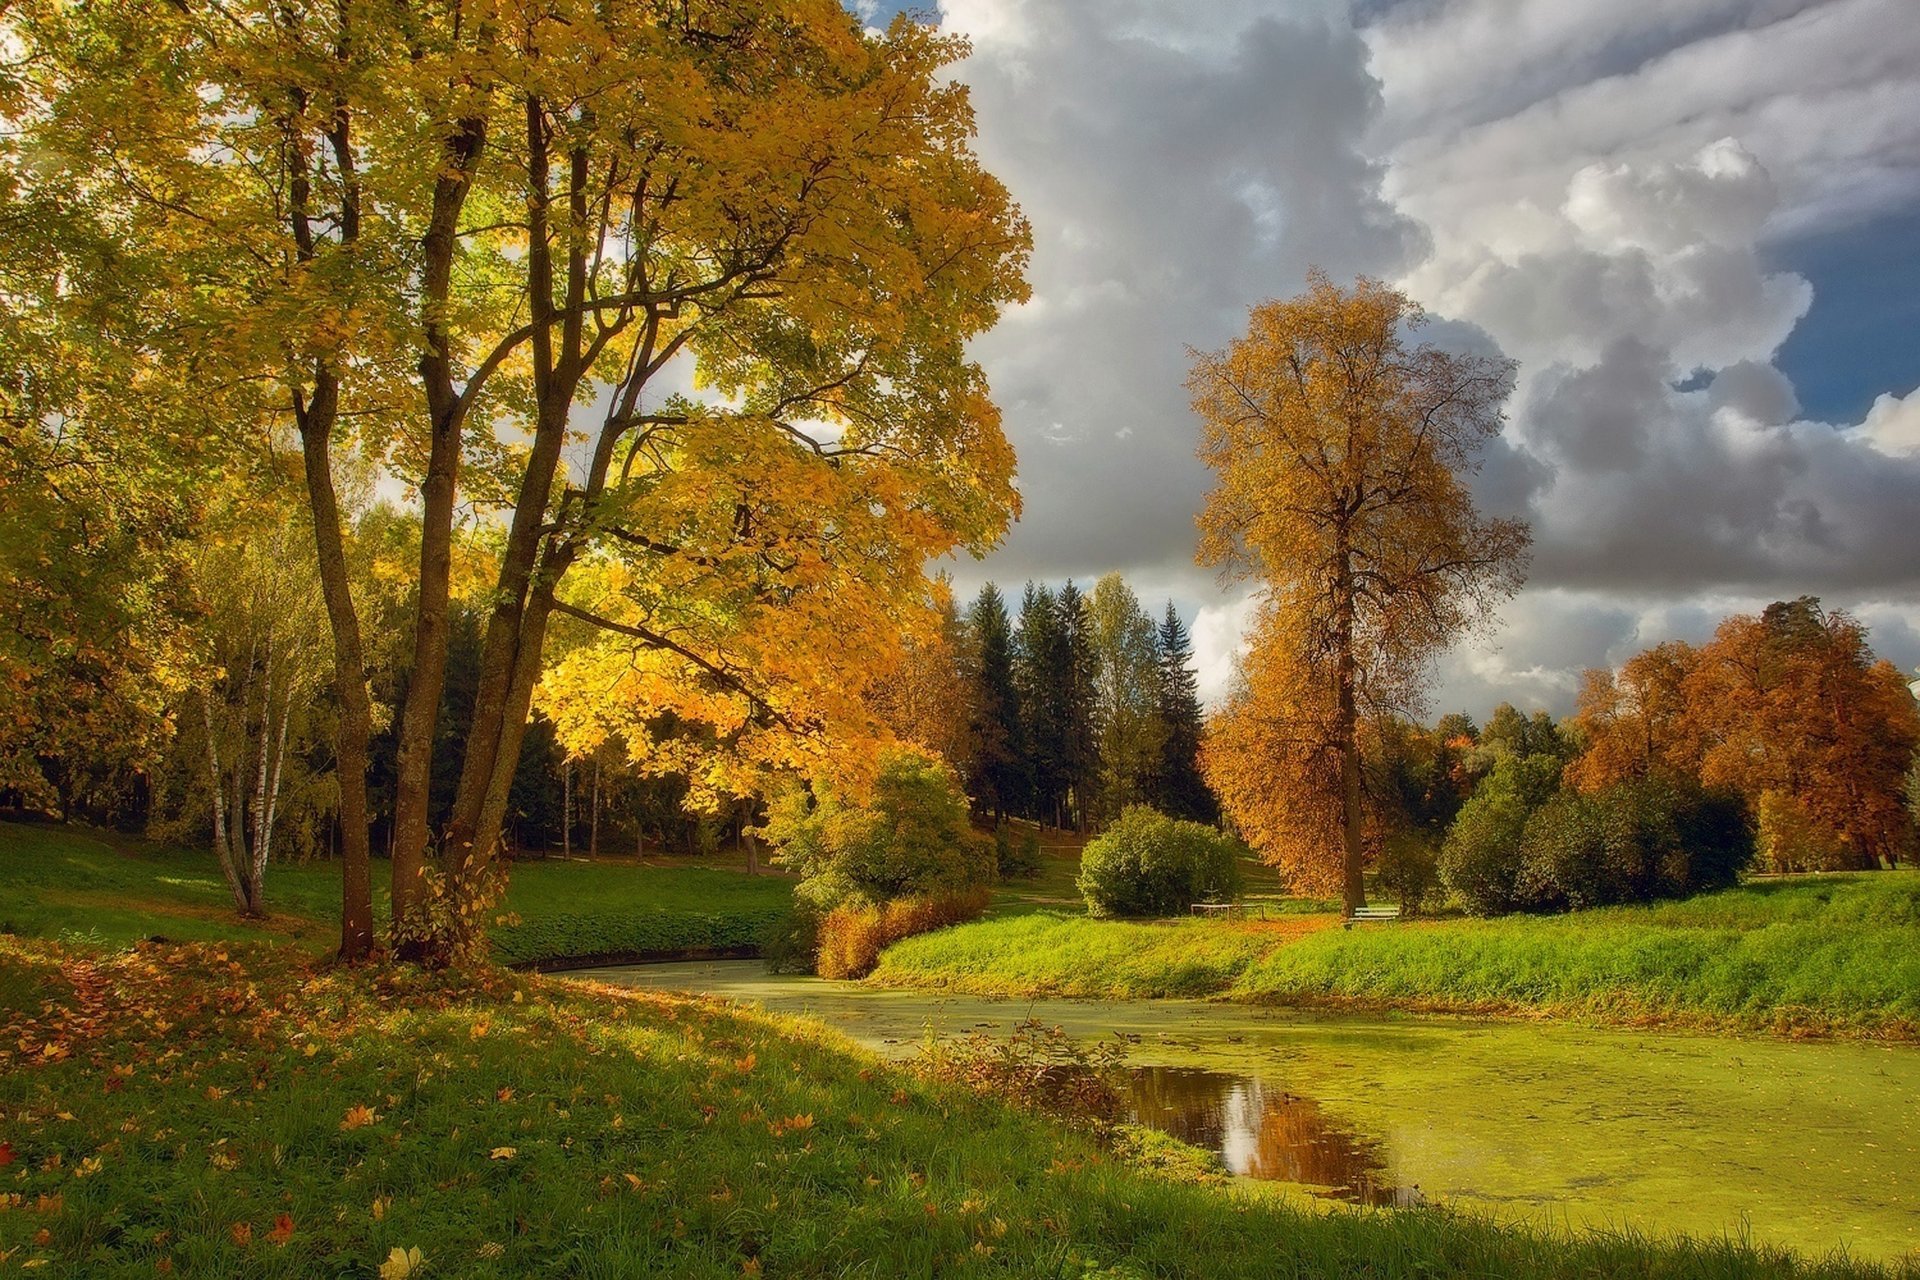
top-left (1126, 1067), bottom-right (1408, 1207)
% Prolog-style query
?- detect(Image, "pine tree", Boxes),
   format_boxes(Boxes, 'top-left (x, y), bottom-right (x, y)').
top-left (1014, 583), bottom-right (1065, 824)
top-left (1056, 580), bottom-right (1102, 831)
top-left (963, 584), bottom-right (1023, 820)
top-left (1154, 603), bottom-right (1216, 823)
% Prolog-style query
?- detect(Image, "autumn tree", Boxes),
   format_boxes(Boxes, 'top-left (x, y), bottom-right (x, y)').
top-left (12, 2), bottom-right (1028, 961)
top-left (181, 519), bottom-right (330, 917)
top-left (868, 579), bottom-right (975, 775)
top-left (1192, 274), bottom-right (1529, 913)
top-left (1564, 642), bottom-right (1698, 792)
top-left (1685, 599), bottom-right (1918, 869)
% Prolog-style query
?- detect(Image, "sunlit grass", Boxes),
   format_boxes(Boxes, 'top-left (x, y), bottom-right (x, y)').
top-left (876, 874), bottom-right (1920, 1035)
top-left (2, 936), bottom-right (1908, 1278)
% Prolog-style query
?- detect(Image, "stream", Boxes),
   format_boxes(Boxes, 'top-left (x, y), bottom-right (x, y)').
top-left (579, 959), bottom-right (1920, 1264)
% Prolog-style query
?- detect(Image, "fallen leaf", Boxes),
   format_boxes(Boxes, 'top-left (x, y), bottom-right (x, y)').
top-left (340, 1105), bottom-right (377, 1131)
top-left (0, 1142), bottom-right (14, 1167)
top-left (266, 1213), bottom-right (294, 1246)
top-left (229, 1221), bottom-right (253, 1246)
top-left (378, 1246), bottom-right (426, 1279)
top-left (489, 1147), bottom-right (516, 1160)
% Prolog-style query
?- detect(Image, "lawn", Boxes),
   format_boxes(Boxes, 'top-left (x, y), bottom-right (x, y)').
top-left (2, 934), bottom-right (1909, 1279)
top-left (0, 821), bottom-right (792, 969)
top-left (874, 872), bottom-right (1920, 1037)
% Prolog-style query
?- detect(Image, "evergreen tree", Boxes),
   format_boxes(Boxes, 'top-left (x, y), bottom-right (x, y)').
top-left (1014, 583), bottom-right (1066, 824)
top-left (1056, 580), bottom-right (1102, 831)
top-left (1153, 603), bottom-right (1216, 823)
top-left (963, 584), bottom-right (1023, 820)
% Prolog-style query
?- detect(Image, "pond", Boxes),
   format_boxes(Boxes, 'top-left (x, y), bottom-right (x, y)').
top-left (579, 959), bottom-right (1920, 1265)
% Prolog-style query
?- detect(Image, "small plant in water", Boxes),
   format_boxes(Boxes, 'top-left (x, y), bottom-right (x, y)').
top-left (914, 1017), bottom-right (1130, 1127)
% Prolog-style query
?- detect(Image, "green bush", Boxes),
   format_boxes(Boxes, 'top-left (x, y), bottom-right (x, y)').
top-left (767, 747), bottom-right (993, 913)
top-left (1512, 777), bottom-right (1754, 915)
top-left (1440, 753), bottom-right (1565, 915)
top-left (1077, 806), bottom-right (1243, 918)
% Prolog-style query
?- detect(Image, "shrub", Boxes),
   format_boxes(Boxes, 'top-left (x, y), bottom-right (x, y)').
top-left (1077, 806), bottom-right (1243, 918)
top-left (815, 887), bottom-right (992, 979)
top-left (1375, 833), bottom-right (1440, 915)
top-left (767, 748), bottom-right (993, 913)
top-left (1439, 753), bottom-right (1564, 916)
top-left (1514, 790), bottom-right (1608, 911)
top-left (1512, 775), bottom-right (1754, 914)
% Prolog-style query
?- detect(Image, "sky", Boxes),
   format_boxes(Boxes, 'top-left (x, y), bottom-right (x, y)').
top-left (852, 0), bottom-right (1920, 718)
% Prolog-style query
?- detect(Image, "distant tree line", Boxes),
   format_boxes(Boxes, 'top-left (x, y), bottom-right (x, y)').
top-left (875, 574), bottom-right (1217, 832)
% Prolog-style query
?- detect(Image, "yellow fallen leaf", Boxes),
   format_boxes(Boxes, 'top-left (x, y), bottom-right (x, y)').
top-left (378, 1245), bottom-right (426, 1279)
top-left (340, 1105), bottom-right (377, 1131)
top-left (489, 1147), bottom-right (516, 1160)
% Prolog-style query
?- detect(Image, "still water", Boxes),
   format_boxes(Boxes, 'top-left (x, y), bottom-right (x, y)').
top-left (580, 959), bottom-right (1920, 1263)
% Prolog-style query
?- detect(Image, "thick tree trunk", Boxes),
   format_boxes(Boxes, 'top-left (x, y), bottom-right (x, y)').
top-left (1333, 537), bottom-right (1367, 918)
top-left (299, 376), bottom-right (376, 961)
top-left (390, 114), bottom-right (487, 950)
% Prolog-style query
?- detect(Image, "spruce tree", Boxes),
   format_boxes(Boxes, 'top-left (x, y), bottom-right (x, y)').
top-left (1154, 602), bottom-right (1216, 823)
top-left (1056, 580), bottom-right (1102, 830)
top-left (1014, 583), bottom-right (1065, 824)
top-left (963, 584), bottom-right (1023, 820)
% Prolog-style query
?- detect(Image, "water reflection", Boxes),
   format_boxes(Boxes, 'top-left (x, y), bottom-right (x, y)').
top-left (1127, 1066), bottom-right (1412, 1207)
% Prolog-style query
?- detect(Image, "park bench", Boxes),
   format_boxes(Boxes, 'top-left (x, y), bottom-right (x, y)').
top-left (1190, 902), bottom-right (1243, 920)
top-left (1344, 904), bottom-right (1401, 930)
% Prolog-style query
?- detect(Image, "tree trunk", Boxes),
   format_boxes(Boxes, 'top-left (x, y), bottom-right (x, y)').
top-left (390, 113), bottom-right (488, 951)
top-left (1333, 532), bottom-right (1366, 918)
top-left (590, 757), bottom-right (600, 858)
top-left (561, 756), bottom-right (571, 858)
top-left (201, 691), bottom-right (252, 917)
top-left (299, 376), bottom-right (376, 961)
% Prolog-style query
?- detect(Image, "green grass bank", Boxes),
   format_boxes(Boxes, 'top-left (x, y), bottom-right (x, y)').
top-left (3, 936), bottom-right (1911, 1278)
top-left (0, 821), bottom-right (792, 969)
top-left (872, 873), bottom-right (1920, 1037)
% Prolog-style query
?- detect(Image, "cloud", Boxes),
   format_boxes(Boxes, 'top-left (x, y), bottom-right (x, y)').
top-left (939, 0), bottom-right (1424, 595)
top-left (933, 0), bottom-right (1920, 716)
top-left (1407, 138), bottom-right (1920, 599)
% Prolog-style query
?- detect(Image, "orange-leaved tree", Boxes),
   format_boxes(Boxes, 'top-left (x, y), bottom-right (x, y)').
top-left (1685, 599), bottom-right (1918, 869)
top-left (1563, 640), bottom-right (1700, 792)
top-left (1192, 274), bottom-right (1529, 913)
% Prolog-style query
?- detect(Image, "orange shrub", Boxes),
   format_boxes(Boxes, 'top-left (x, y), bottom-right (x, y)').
top-left (816, 887), bottom-right (991, 979)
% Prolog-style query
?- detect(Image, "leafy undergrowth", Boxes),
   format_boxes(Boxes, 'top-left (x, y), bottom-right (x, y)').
top-left (2, 939), bottom-right (1909, 1279)
top-left (0, 822), bottom-right (792, 969)
top-left (873, 874), bottom-right (1920, 1037)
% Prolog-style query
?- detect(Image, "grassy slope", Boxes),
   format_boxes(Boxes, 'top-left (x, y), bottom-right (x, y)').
top-left (874, 874), bottom-right (1920, 1036)
top-left (2, 936), bottom-right (1908, 1280)
top-left (0, 822), bottom-right (791, 968)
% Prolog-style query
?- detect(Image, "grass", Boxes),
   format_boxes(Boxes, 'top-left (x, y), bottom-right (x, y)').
top-left (874, 873), bottom-right (1920, 1037)
top-left (3, 935), bottom-right (1912, 1279)
top-left (0, 821), bottom-right (791, 969)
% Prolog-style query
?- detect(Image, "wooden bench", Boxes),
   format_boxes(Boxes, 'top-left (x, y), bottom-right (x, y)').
top-left (1344, 904), bottom-right (1401, 930)
top-left (1190, 902), bottom-right (1242, 920)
